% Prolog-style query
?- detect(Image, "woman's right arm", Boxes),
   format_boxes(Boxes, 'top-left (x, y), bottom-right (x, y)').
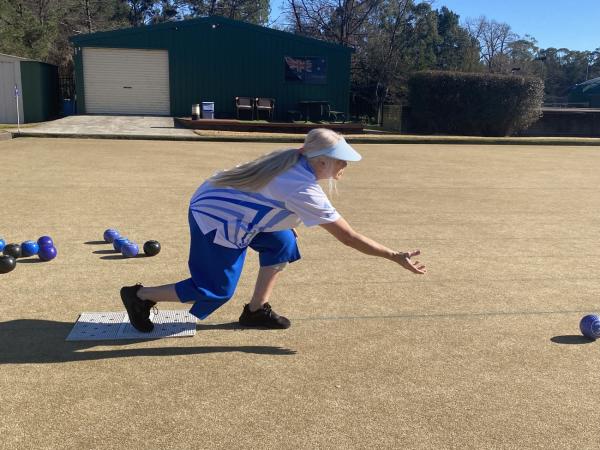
top-left (319, 217), bottom-right (426, 274)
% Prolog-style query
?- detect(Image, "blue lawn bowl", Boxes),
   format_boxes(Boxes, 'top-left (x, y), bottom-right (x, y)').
top-left (113, 237), bottom-right (129, 252)
top-left (121, 242), bottom-right (139, 258)
top-left (580, 314), bottom-right (600, 340)
top-left (103, 228), bottom-right (120, 243)
top-left (21, 240), bottom-right (40, 257)
top-left (0, 239), bottom-right (5, 252)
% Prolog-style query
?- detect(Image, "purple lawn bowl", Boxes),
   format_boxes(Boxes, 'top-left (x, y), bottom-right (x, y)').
top-left (113, 237), bottom-right (130, 252)
top-left (121, 242), bottom-right (139, 258)
top-left (37, 236), bottom-right (54, 247)
top-left (103, 229), bottom-right (121, 243)
top-left (38, 245), bottom-right (57, 261)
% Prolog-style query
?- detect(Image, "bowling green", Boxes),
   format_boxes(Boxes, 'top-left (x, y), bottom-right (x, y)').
top-left (1, 137), bottom-right (600, 449)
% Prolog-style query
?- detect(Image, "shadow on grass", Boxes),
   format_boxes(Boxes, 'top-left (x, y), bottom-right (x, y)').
top-left (100, 254), bottom-right (128, 260)
top-left (197, 322), bottom-right (241, 331)
top-left (84, 240), bottom-right (107, 245)
top-left (551, 335), bottom-right (595, 345)
top-left (16, 258), bottom-right (44, 264)
top-left (0, 319), bottom-right (296, 364)
top-left (99, 254), bottom-right (152, 260)
top-left (94, 249), bottom-right (118, 255)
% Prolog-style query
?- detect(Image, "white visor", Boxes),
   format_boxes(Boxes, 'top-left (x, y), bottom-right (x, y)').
top-left (303, 138), bottom-right (362, 162)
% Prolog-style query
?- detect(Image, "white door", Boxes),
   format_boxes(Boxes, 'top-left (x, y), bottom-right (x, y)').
top-left (0, 62), bottom-right (20, 123)
top-left (83, 48), bottom-right (170, 115)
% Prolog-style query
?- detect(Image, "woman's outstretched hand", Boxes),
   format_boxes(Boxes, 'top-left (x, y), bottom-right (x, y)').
top-left (392, 250), bottom-right (426, 274)
top-left (319, 219), bottom-right (426, 273)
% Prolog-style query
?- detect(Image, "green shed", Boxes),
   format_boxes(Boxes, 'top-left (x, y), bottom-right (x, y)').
top-left (70, 16), bottom-right (352, 120)
top-left (568, 77), bottom-right (600, 108)
top-left (0, 53), bottom-right (59, 124)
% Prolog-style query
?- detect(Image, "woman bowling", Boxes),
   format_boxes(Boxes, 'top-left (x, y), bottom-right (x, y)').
top-left (121, 128), bottom-right (426, 332)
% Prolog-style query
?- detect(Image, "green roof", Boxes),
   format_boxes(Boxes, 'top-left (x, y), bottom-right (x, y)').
top-left (70, 16), bottom-right (352, 53)
top-left (577, 77), bottom-right (600, 93)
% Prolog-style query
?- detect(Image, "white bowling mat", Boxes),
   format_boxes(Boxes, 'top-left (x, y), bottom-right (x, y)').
top-left (66, 310), bottom-right (196, 341)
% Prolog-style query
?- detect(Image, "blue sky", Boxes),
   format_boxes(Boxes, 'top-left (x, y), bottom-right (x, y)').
top-left (269, 0), bottom-right (600, 52)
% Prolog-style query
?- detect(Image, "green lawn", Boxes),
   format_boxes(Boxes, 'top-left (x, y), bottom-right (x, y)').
top-left (0, 123), bottom-right (40, 130)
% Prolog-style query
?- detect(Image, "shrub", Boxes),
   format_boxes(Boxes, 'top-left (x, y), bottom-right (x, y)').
top-left (407, 71), bottom-right (544, 136)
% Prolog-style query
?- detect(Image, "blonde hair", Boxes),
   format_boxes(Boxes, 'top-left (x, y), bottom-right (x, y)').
top-left (210, 128), bottom-right (343, 192)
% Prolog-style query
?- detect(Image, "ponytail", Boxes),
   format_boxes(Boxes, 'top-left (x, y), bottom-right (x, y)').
top-left (210, 128), bottom-right (343, 192)
top-left (210, 148), bottom-right (300, 191)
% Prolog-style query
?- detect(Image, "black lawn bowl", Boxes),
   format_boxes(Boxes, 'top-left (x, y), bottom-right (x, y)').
top-left (143, 240), bottom-right (161, 257)
top-left (0, 255), bottom-right (16, 274)
top-left (3, 243), bottom-right (22, 259)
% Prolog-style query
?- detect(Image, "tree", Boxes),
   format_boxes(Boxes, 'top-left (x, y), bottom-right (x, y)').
top-left (124, 0), bottom-right (158, 26)
top-left (435, 6), bottom-right (479, 72)
top-left (284, 0), bottom-right (382, 46)
top-left (351, 1), bottom-right (479, 123)
top-left (0, 0), bottom-right (61, 61)
top-left (466, 16), bottom-right (517, 73)
top-left (353, 0), bottom-right (411, 123)
top-left (539, 47), bottom-right (600, 100)
top-left (585, 50), bottom-right (600, 80)
top-left (185, 0), bottom-right (270, 26)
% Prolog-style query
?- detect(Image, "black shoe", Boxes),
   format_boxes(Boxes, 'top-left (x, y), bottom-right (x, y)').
top-left (120, 284), bottom-right (156, 332)
top-left (239, 303), bottom-right (291, 329)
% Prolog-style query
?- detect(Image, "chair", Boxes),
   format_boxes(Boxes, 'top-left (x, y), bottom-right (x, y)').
top-left (328, 110), bottom-right (346, 123)
top-left (325, 104), bottom-right (346, 123)
top-left (255, 98), bottom-right (275, 121)
top-left (235, 97), bottom-right (254, 120)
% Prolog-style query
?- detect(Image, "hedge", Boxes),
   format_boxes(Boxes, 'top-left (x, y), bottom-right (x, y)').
top-left (407, 71), bottom-right (544, 136)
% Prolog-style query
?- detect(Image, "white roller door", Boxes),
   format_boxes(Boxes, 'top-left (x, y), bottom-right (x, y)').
top-left (83, 48), bottom-right (170, 115)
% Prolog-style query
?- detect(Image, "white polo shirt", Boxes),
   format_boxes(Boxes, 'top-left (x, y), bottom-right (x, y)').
top-left (189, 156), bottom-right (341, 249)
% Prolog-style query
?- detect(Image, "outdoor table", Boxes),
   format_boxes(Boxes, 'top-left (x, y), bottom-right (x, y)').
top-left (298, 100), bottom-right (330, 122)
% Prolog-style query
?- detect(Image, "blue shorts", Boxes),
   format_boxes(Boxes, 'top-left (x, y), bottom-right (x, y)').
top-left (175, 210), bottom-right (301, 319)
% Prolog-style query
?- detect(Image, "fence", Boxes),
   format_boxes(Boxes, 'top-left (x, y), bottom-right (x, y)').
top-left (59, 76), bottom-right (75, 100)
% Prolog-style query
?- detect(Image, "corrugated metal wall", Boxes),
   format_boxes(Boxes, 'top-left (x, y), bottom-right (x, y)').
top-left (72, 17), bottom-right (352, 120)
top-left (0, 54), bottom-right (24, 124)
top-left (20, 61), bottom-right (59, 123)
